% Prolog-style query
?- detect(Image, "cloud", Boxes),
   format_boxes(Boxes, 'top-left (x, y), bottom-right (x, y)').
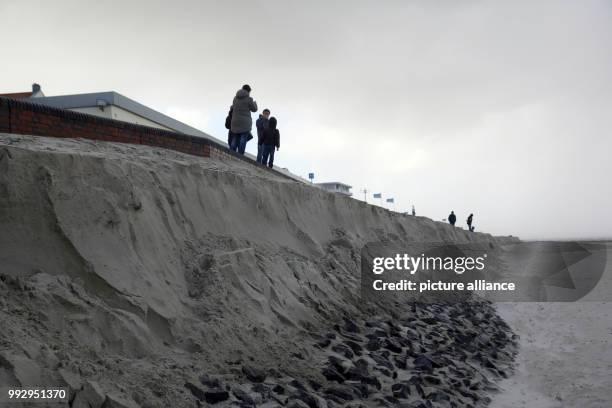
top-left (1, 0), bottom-right (611, 239)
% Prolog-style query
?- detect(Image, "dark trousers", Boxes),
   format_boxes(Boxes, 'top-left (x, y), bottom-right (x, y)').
top-left (261, 145), bottom-right (276, 167)
top-left (230, 133), bottom-right (249, 154)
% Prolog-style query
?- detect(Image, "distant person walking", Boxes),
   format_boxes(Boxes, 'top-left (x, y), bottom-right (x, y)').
top-left (229, 84), bottom-right (258, 154)
top-left (448, 211), bottom-right (456, 226)
top-left (256, 108), bottom-right (270, 162)
top-left (467, 213), bottom-right (474, 232)
top-left (412, 205), bottom-right (416, 216)
top-left (260, 117), bottom-right (280, 168)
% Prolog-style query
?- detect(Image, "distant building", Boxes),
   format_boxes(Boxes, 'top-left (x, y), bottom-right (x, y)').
top-left (316, 182), bottom-right (353, 196)
top-left (0, 83), bottom-right (218, 143)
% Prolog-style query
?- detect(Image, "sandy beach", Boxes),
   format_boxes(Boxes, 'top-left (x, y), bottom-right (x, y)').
top-left (492, 242), bottom-right (612, 408)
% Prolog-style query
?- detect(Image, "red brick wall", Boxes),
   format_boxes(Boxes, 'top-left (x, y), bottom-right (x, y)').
top-left (0, 97), bottom-right (292, 180)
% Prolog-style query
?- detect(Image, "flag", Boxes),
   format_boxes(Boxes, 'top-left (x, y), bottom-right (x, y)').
top-left (373, 193), bottom-right (382, 198)
top-left (386, 198), bottom-right (395, 203)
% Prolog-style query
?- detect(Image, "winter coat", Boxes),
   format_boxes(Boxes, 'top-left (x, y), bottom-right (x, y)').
top-left (230, 89), bottom-right (258, 134)
top-left (256, 115), bottom-right (269, 144)
top-left (261, 127), bottom-right (280, 148)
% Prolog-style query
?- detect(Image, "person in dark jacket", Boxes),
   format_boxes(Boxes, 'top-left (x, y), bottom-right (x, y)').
top-left (260, 117), bottom-right (280, 168)
top-left (467, 213), bottom-right (474, 232)
top-left (256, 109), bottom-right (270, 162)
top-left (448, 211), bottom-right (456, 226)
top-left (225, 106), bottom-right (233, 148)
top-left (229, 84), bottom-right (258, 154)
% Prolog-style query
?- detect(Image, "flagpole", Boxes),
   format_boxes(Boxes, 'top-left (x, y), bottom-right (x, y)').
top-left (361, 189), bottom-right (368, 203)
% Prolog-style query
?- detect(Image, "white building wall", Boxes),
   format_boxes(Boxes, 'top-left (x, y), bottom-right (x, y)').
top-left (69, 106), bottom-right (113, 119)
top-left (68, 106), bottom-right (172, 131)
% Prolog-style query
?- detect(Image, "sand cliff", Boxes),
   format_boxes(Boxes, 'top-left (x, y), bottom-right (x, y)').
top-left (0, 134), bottom-right (518, 408)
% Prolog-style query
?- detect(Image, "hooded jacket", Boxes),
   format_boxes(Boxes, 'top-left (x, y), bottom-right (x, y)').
top-left (230, 89), bottom-right (258, 134)
top-left (256, 115), bottom-right (269, 144)
top-left (261, 117), bottom-right (280, 148)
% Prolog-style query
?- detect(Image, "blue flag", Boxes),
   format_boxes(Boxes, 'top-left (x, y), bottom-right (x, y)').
top-left (373, 193), bottom-right (382, 198)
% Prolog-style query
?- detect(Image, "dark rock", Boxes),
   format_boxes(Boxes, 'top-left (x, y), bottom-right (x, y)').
top-left (391, 383), bottom-right (410, 399)
top-left (291, 390), bottom-right (319, 408)
top-left (291, 351), bottom-right (305, 360)
top-left (343, 318), bottom-right (360, 333)
top-left (324, 385), bottom-right (356, 402)
top-left (370, 353), bottom-right (394, 371)
top-left (423, 375), bottom-right (441, 385)
top-left (72, 381), bottom-right (105, 408)
top-left (413, 356), bottom-right (434, 372)
top-left (204, 389), bottom-right (230, 404)
top-left (184, 382), bottom-right (206, 402)
top-left (328, 356), bottom-right (348, 373)
top-left (344, 340), bottom-right (363, 355)
top-left (343, 381), bottom-right (369, 398)
top-left (366, 338), bottom-right (382, 351)
top-left (427, 390), bottom-right (451, 402)
top-left (344, 366), bottom-right (367, 381)
top-left (360, 375), bottom-right (382, 390)
top-left (373, 329), bottom-right (388, 338)
top-left (376, 368), bottom-right (392, 377)
top-left (354, 359), bottom-right (369, 371)
top-left (308, 379), bottom-right (322, 391)
top-left (322, 366), bottom-right (345, 383)
top-left (331, 343), bottom-right (354, 359)
top-left (289, 379), bottom-right (307, 390)
top-left (286, 400), bottom-right (310, 408)
top-left (421, 317), bottom-right (438, 325)
top-left (383, 339), bottom-right (403, 353)
top-left (232, 387), bottom-right (260, 405)
top-left (199, 374), bottom-right (222, 388)
top-left (316, 338), bottom-right (331, 348)
top-left (393, 355), bottom-right (408, 369)
top-left (253, 383), bottom-right (270, 392)
top-left (242, 364), bottom-right (267, 383)
top-left (252, 382), bottom-right (271, 399)
top-left (383, 395), bottom-right (400, 404)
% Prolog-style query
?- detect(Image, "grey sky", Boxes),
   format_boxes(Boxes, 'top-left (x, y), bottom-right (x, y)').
top-left (2, 0), bottom-right (611, 240)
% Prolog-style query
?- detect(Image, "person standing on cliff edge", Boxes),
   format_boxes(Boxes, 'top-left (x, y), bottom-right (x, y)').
top-left (229, 84), bottom-right (258, 154)
top-left (260, 117), bottom-right (280, 168)
top-left (256, 108), bottom-right (270, 162)
top-left (448, 211), bottom-right (456, 226)
top-left (467, 213), bottom-right (474, 232)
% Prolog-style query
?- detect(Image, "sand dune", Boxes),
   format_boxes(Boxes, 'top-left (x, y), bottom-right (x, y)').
top-left (0, 133), bottom-right (518, 407)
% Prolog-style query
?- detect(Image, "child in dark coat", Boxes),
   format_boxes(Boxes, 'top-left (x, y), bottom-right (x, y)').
top-left (260, 117), bottom-right (280, 168)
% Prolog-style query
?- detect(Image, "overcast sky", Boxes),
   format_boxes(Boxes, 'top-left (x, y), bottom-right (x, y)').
top-left (2, 0), bottom-right (611, 240)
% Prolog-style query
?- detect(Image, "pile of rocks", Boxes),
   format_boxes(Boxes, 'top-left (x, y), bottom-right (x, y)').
top-left (182, 299), bottom-right (517, 407)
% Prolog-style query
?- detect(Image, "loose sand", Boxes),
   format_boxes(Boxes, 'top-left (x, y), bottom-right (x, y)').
top-left (1, 133), bottom-right (577, 408)
top-left (491, 242), bottom-right (612, 408)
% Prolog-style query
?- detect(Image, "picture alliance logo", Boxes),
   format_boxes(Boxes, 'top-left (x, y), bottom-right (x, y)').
top-left (372, 253), bottom-right (488, 275)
